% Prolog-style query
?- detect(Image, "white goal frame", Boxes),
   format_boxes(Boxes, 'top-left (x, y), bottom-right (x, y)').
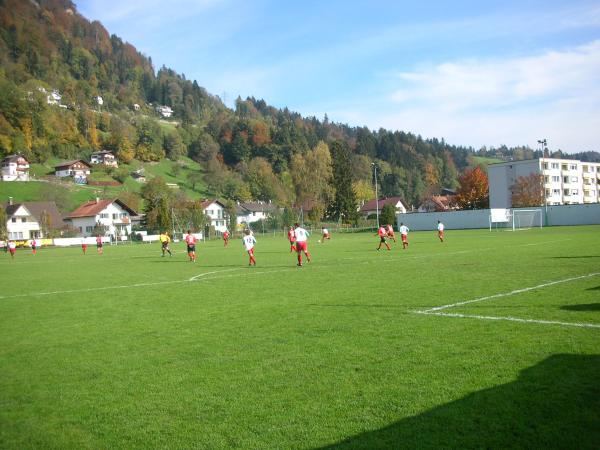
top-left (512, 209), bottom-right (543, 231)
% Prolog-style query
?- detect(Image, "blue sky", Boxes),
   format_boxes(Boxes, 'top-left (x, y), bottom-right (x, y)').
top-left (77, 0), bottom-right (600, 153)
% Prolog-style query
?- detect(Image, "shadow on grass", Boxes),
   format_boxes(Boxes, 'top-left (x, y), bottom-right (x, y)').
top-left (587, 286), bottom-right (600, 291)
top-left (561, 303), bottom-right (600, 311)
top-left (551, 255), bottom-right (600, 259)
top-left (317, 354), bottom-right (600, 449)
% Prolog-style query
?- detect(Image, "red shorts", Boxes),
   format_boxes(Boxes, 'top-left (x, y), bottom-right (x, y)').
top-left (401, 234), bottom-right (407, 243)
top-left (9, 248), bottom-right (16, 255)
top-left (296, 241), bottom-right (308, 252)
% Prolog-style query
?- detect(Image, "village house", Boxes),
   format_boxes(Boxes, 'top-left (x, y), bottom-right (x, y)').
top-left (3, 199), bottom-right (64, 240)
top-left (418, 195), bottom-right (458, 213)
top-left (65, 198), bottom-right (137, 238)
top-left (1, 155), bottom-right (30, 181)
top-left (359, 196), bottom-right (408, 218)
top-left (235, 201), bottom-right (279, 226)
top-left (54, 160), bottom-right (91, 184)
top-left (155, 105), bottom-right (173, 118)
top-left (201, 199), bottom-right (228, 232)
top-left (90, 150), bottom-right (118, 167)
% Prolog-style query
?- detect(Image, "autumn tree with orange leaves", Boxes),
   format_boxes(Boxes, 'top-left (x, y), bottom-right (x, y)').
top-left (511, 173), bottom-right (544, 207)
top-left (456, 166), bottom-right (489, 209)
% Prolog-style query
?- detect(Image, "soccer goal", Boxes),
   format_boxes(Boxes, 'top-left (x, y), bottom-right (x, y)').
top-left (511, 209), bottom-right (543, 231)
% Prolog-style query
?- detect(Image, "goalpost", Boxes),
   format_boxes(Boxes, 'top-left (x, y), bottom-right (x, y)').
top-left (512, 209), bottom-right (543, 231)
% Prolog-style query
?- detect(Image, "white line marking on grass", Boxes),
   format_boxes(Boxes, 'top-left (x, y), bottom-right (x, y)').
top-left (189, 268), bottom-right (243, 281)
top-left (415, 272), bottom-right (600, 329)
top-left (416, 311), bottom-right (600, 329)
top-left (424, 272), bottom-right (600, 313)
top-left (0, 279), bottom-right (187, 300)
top-left (0, 268), bottom-right (292, 300)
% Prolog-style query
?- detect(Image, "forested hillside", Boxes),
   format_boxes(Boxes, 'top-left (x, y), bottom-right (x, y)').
top-left (1, 0), bottom-right (595, 224)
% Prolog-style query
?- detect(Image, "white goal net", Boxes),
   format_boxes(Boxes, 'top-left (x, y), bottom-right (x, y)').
top-left (512, 209), bottom-right (543, 230)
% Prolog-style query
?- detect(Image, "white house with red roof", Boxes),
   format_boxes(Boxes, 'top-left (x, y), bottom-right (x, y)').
top-left (359, 196), bottom-right (408, 218)
top-left (2, 155), bottom-right (30, 181)
top-left (54, 159), bottom-right (91, 183)
top-left (201, 199), bottom-right (228, 232)
top-left (65, 198), bottom-right (137, 238)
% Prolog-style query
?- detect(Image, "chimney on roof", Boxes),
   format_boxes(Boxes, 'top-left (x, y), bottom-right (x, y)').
top-left (8, 197), bottom-right (13, 205)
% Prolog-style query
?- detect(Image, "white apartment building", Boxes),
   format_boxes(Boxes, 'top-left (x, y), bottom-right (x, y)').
top-left (488, 158), bottom-right (600, 208)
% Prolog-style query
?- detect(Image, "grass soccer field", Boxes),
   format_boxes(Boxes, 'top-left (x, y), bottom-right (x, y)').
top-left (1, 226), bottom-right (599, 449)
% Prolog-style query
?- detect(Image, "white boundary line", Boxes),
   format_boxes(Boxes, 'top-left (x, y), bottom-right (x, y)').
top-left (0, 268), bottom-right (273, 300)
top-left (416, 272), bottom-right (600, 329)
top-left (416, 311), bottom-right (600, 329)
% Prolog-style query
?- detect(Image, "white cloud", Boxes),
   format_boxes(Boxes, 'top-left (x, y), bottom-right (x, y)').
top-left (330, 40), bottom-right (600, 152)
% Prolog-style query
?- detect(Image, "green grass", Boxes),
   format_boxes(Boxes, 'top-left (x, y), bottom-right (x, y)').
top-left (471, 155), bottom-right (504, 165)
top-left (1, 156), bottom-right (207, 210)
top-left (0, 226), bottom-right (599, 449)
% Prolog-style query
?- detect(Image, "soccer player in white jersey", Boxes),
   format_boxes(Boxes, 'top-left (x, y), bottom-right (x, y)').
top-left (242, 229), bottom-right (257, 266)
top-left (293, 222), bottom-right (312, 266)
top-left (399, 222), bottom-right (410, 250)
top-left (437, 220), bottom-right (445, 243)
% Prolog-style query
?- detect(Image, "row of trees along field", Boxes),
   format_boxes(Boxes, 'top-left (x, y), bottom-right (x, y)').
top-left (2, 0), bottom-right (581, 225)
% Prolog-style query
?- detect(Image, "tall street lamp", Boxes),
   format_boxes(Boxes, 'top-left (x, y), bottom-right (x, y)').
top-left (372, 162), bottom-right (379, 228)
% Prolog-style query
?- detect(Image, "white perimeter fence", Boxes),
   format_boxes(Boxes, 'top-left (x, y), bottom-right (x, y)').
top-left (397, 204), bottom-right (600, 231)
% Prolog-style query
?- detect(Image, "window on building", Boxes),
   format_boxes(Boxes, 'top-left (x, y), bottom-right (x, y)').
top-left (100, 213), bottom-right (109, 219)
top-left (564, 189), bottom-right (570, 196)
top-left (571, 189), bottom-right (579, 195)
top-left (86, 226), bottom-right (94, 232)
top-left (570, 164), bottom-right (577, 170)
top-left (584, 190), bottom-right (590, 197)
top-left (78, 227), bottom-right (83, 232)
top-left (11, 217), bottom-right (16, 223)
top-left (583, 165), bottom-right (589, 172)
top-left (571, 176), bottom-right (578, 183)
top-left (544, 175), bottom-right (549, 183)
top-left (112, 213), bottom-right (118, 219)
top-left (21, 217), bottom-right (26, 222)
top-left (545, 189), bottom-right (551, 197)
top-left (552, 176), bottom-right (560, 182)
top-left (551, 163), bottom-right (559, 169)
top-left (553, 189), bottom-right (560, 195)
top-left (562, 164), bottom-right (568, 170)
top-left (543, 162), bottom-right (548, 169)
top-left (120, 213), bottom-right (127, 218)
top-left (563, 176), bottom-right (569, 183)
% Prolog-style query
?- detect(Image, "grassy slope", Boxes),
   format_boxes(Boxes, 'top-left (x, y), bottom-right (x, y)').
top-left (0, 226), bottom-right (598, 449)
top-left (0, 156), bottom-right (207, 211)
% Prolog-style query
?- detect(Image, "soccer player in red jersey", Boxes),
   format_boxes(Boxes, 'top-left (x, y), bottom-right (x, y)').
top-left (185, 229), bottom-right (197, 262)
top-left (81, 239), bottom-right (87, 254)
top-left (96, 235), bottom-right (104, 255)
top-left (30, 238), bottom-right (37, 254)
top-left (287, 226), bottom-right (297, 252)
top-left (223, 229), bottom-right (230, 247)
top-left (377, 225), bottom-right (391, 251)
top-left (294, 223), bottom-right (311, 266)
top-left (386, 224), bottom-right (396, 243)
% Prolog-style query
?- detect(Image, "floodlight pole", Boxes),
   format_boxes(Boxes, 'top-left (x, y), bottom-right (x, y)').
top-left (372, 163), bottom-right (379, 228)
top-left (537, 138), bottom-right (548, 221)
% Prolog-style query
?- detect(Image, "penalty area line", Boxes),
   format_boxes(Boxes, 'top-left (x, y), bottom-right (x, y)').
top-left (423, 272), bottom-right (600, 313)
top-left (415, 311), bottom-right (600, 329)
